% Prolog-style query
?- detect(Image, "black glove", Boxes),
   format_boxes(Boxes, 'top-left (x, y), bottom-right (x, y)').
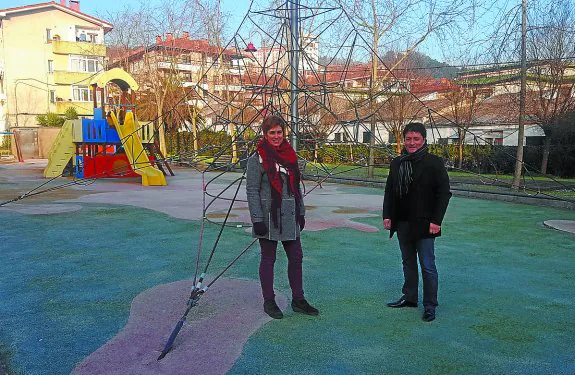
top-left (298, 215), bottom-right (305, 231)
top-left (253, 222), bottom-right (268, 236)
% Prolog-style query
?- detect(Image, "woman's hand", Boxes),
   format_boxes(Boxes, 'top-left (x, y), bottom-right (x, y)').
top-left (253, 222), bottom-right (268, 236)
top-left (298, 215), bottom-right (305, 230)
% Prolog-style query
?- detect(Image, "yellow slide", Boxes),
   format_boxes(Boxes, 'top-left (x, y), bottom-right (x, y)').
top-left (110, 111), bottom-right (166, 186)
top-left (43, 120), bottom-right (75, 178)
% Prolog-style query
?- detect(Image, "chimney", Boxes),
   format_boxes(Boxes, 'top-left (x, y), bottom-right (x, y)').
top-left (182, 31), bottom-right (190, 40)
top-left (155, 35), bottom-right (162, 44)
top-left (166, 33), bottom-right (173, 42)
top-left (69, 0), bottom-right (80, 11)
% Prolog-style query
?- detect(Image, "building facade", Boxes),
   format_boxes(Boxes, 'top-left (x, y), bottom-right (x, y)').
top-left (0, 0), bottom-right (112, 133)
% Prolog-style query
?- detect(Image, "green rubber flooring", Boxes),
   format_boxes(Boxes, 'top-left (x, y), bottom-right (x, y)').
top-left (1, 191), bottom-right (574, 374)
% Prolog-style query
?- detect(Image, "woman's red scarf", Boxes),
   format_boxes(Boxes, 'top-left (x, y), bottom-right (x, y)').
top-left (257, 137), bottom-right (302, 229)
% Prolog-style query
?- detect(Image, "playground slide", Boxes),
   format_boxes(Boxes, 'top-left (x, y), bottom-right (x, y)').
top-left (110, 111), bottom-right (167, 186)
top-left (43, 120), bottom-right (75, 178)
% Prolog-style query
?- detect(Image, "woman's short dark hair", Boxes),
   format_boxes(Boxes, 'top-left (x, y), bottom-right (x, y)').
top-left (402, 122), bottom-right (427, 139)
top-left (261, 115), bottom-right (286, 135)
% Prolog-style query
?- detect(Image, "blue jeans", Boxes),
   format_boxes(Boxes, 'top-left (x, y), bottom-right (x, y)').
top-left (396, 221), bottom-right (438, 309)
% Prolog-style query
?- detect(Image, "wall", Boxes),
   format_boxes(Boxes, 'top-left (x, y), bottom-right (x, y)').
top-left (38, 126), bottom-right (61, 158)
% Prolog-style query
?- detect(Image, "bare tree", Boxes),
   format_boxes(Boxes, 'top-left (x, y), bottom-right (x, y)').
top-left (525, 2), bottom-right (575, 174)
top-left (105, 0), bottom-right (214, 156)
top-left (337, 0), bottom-right (479, 177)
top-left (485, 0), bottom-right (575, 177)
top-left (443, 85), bottom-right (485, 169)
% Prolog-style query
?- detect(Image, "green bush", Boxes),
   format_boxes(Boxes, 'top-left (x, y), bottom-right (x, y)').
top-left (36, 112), bottom-right (65, 127)
top-left (64, 107), bottom-right (78, 120)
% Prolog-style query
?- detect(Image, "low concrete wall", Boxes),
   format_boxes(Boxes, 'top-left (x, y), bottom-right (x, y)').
top-left (38, 127), bottom-right (61, 158)
top-left (302, 174), bottom-right (575, 211)
top-left (451, 188), bottom-right (575, 210)
top-left (9, 126), bottom-right (61, 159)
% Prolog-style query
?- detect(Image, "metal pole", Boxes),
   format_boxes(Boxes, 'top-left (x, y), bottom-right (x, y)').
top-left (289, 0), bottom-right (299, 150)
top-left (512, 0), bottom-right (527, 189)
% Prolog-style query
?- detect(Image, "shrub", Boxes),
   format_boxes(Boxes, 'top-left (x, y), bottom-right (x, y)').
top-left (64, 107), bottom-right (78, 120)
top-left (36, 112), bottom-right (65, 127)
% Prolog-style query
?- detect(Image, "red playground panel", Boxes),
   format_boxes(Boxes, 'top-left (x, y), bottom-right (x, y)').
top-left (82, 154), bottom-right (156, 178)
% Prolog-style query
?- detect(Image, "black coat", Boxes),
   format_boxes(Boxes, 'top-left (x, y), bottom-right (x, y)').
top-left (383, 152), bottom-right (452, 239)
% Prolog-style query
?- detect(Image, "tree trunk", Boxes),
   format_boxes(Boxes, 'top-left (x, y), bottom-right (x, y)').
top-left (458, 140), bottom-right (463, 169)
top-left (395, 129), bottom-right (402, 155)
top-left (541, 135), bottom-right (551, 175)
top-left (156, 102), bottom-right (167, 156)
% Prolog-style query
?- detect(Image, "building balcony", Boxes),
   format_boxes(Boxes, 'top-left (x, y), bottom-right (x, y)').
top-left (53, 71), bottom-right (93, 85)
top-left (157, 61), bottom-right (201, 72)
top-left (214, 84), bottom-right (244, 92)
top-left (181, 82), bottom-right (209, 90)
top-left (52, 41), bottom-right (106, 56)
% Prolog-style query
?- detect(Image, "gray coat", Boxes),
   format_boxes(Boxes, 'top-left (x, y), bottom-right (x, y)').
top-left (246, 153), bottom-right (305, 241)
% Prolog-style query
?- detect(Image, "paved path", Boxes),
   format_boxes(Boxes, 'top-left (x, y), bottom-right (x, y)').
top-left (543, 220), bottom-right (575, 234)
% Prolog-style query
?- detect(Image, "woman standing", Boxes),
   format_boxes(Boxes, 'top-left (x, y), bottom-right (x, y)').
top-left (246, 115), bottom-right (319, 319)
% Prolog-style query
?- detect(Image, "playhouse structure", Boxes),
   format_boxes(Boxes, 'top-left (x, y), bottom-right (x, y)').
top-left (43, 68), bottom-right (169, 186)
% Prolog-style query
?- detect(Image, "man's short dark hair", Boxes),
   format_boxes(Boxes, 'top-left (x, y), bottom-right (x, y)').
top-left (402, 122), bottom-right (427, 139)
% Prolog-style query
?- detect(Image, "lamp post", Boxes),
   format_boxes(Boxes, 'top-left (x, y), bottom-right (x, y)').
top-left (289, 0), bottom-right (300, 151)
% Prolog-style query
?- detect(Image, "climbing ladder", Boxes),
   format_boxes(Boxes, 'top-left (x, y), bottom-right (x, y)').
top-left (43, 120), bottom-right (76, 178)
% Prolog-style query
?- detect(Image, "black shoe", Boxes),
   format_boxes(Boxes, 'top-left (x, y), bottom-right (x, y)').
top-left (387, 297), bottom-right (418, 308)
top-left (263, 300), bottom-right (283, 319)
top-left (422, 309), bottom-right (436, 322)
top-left (291, 299), bottom-right (319, 316)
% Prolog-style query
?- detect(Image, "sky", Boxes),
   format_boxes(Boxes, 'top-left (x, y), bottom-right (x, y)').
top-left (1, 0), bottom-right (250, 31)
top-left (1, 0), bottom-right (524, 65)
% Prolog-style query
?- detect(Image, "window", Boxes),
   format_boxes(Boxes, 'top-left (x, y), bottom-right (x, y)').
top-left (362, 131), bottom-right (371, 144)
top-left (49, 90), bottom-right (56, 104)
top-left (46, 28), bottom-right (52, 43)
top-left (70, 55), bottom-right (102, 73)
top-left (88, 33), bottom-right (98, 44)
top-left (72, 85), bottom-right (92, 102)
top-left (334, 133), bottom-right (341, 142)
top-left (48, 60), bottom-right (54, 74)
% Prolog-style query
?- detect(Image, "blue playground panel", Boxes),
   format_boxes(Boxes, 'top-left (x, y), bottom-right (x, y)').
top-left (81, 108), bottom-right (121, 144)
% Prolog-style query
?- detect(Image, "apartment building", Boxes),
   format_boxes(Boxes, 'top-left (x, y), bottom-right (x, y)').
top-left (109, 33), bottom-right (248, 130)
top-left (0, 0), bottom-right (112, 133)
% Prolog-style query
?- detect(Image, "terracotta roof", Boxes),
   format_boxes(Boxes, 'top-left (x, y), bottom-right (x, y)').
top-left (109, 38), bottom-right (239, 65)
top-left (0, 2), bottom-right (113, 32)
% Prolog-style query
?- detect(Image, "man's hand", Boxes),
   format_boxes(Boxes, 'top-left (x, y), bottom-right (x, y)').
top-left (383, 218), bottom-right (392, 230)
top-left (429, 222), bottom-right (441, 235)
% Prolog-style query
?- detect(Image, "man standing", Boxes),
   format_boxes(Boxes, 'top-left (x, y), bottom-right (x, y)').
top-left (383, 122), bottom-right (451, 322)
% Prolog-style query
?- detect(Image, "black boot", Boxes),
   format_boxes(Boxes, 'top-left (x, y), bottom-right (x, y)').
top-left (291, 299), bottom-right (319, 316)
top-left (263, 299), bottom-right (283, 319)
